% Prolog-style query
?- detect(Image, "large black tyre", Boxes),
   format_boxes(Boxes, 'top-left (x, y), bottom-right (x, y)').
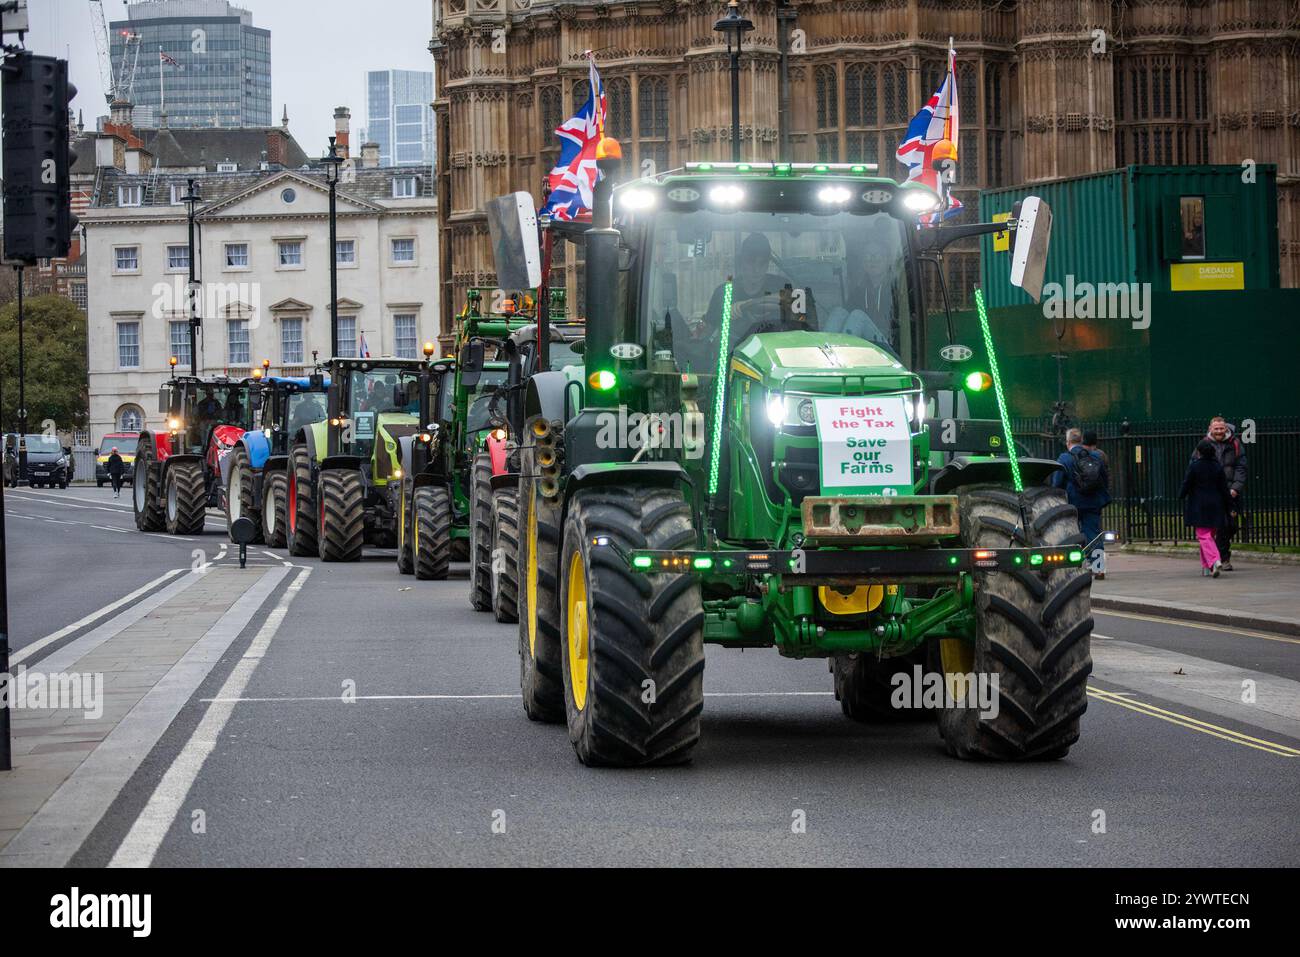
top-left (225, 446), bottom-right (263, 544)
top-left (468, 452), bottom-right (494, 610)
top-left (261, 470), bottom-right (287, 548)
top-left (395, 479), bottom-right (414, 575)
top-left (164, 460), bottom-right (206, 535)
top-left (833, 639), bottom-right (937, 723)
top-left (317, 469), bottom-right (364, 562)
top-left (560, 486), bottom-right (705, 767)
top-left (413, 485), bottom-right (452, 580)
top-left (451, 538), bottom-right (470, 562)
top-left (132, 439), bottom-right (164, 532)
top-left (938, 484), bottom-right (1093, 761)
top-left (285, 444), bottom-right (317, 557)
top-left (491, 486), bottom-right (520, 623)
top-left (517, 437), bottom-right (565, 723)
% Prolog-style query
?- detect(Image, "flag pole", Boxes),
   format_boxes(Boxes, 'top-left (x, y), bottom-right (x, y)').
top-left (159, 46), bottom-right (165, 116)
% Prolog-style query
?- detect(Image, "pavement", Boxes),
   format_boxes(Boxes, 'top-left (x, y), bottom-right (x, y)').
top-left (1092, 551), bottom-right (1300, 636)
top-left (2, 484), bottom-right (1298, 867)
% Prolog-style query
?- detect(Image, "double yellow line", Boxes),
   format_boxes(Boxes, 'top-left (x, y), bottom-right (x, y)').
top-left (1088, 686), bottom-right (1300, 758)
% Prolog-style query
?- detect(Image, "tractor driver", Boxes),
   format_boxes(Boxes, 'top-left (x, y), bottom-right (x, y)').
top-left (702, 233), bottom-right (815, 354)
top-left (822, 234), bottom-right (900, 356)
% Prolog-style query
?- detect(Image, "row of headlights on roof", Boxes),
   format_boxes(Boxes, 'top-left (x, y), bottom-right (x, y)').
top-left (617, 182), bottom-right (943, 214)
top-left (763, 391), bottom-right (927, 432)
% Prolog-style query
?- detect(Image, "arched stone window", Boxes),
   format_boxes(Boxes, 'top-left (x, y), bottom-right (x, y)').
top-left (116, 405), bottom-right (145, 432)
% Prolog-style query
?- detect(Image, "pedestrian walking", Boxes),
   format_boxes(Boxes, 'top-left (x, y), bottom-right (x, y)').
top-left (1052, 427), bottom-right (1110, 579)
top-left (1199, 416), bottom-right (1247, 571)
top-left (1180, 438), bottom-right (1232, 578)
top-left (1081, 429), bottom-right (1111, 578)
top-left (107, 447), bottom-right (125, 499)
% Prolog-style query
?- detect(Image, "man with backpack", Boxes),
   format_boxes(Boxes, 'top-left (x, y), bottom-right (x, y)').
top-left (1053, 427), bottom-right (1111, 579)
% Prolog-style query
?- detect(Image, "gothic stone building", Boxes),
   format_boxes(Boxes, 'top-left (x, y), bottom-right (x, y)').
top-left (430, 0), bottom-right (1299, 333)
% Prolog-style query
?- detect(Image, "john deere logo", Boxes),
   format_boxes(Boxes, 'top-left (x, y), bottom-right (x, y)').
top-left (990, 436), bottom-right (1002, 448)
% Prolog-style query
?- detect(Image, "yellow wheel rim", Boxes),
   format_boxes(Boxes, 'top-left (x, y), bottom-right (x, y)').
top-left (413, 497), bottom-right (419, 554)
top-left (939, 638), bottom-right (976, 702)
top-left (526, 491), bottom-right (539, 656)
top-left (398, 491), bottom-right (406, 554)
top-left (566, 548), bottom-right (589, 711)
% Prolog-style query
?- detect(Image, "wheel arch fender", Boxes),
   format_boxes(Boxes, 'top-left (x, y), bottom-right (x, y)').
top-left (240, 428), bottom-right (272, 471)
top-left (525, 371), bottom-right (570, 425)
top-left (929, 456), bottom-right (1063, 495)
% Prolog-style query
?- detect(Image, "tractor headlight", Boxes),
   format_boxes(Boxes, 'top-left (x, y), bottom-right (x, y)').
top-left (902, 187), bottom-right (942, 213)
top-left (168, 417), bottom-right (183, 431)
top-left (766, 395), bottom-right (786, 427)
top-left (764, 393), bottom-right (817, 429)
top-left (911, 393), bottom-right (927, 432)
top-left (490, 427), bottom-right (507, 442)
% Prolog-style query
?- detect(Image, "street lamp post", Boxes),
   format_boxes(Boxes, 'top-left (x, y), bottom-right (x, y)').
top-left (714, 0), bottom-right (754, 162)
top-left (182, 179), bottom-right (204, 376)
top-left (323, 137), bottom-right (343, 360)
top-left (15, 265), bottom-right (25, 486)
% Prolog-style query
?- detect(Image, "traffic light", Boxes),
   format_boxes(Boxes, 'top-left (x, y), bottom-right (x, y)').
top-left (2, 52), bottom-right (78, 262)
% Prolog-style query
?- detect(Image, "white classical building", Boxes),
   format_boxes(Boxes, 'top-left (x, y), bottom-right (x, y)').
top-left (81, 156), bottom-right (438, 443)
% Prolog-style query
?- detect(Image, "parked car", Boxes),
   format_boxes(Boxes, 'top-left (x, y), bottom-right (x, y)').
top-left (95, 432), bottom-right (139, 487)
top-left (7, 434), bottom-right (74, 488)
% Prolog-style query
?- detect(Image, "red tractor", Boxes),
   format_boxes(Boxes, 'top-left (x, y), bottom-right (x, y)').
top-left (132, 374), bottom-right (257, 535)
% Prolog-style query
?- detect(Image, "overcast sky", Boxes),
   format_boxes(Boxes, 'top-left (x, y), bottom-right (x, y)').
top-left (27, 0), bottom-right (435, 156)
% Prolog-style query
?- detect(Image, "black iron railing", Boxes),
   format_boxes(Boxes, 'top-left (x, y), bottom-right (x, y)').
top-left (1012, 417), bottom-right (1300, 549)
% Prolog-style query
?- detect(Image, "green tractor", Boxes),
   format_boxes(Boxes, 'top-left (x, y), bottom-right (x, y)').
top-left (391, 289), bottom-right (526, 583)
top-left (282, 356), bottom-right (426, 561)
top-left (502, 155), bottom-right (1099, 767)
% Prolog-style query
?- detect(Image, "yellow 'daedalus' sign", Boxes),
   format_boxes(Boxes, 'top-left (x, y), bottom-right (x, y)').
top-left (992, 212), bottom-right (1011, 252)
top-left (1170, 261), bottom-right (1245, 291)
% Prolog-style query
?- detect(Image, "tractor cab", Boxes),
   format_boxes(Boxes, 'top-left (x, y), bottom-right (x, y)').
top-left (158, 375), bottom-right (256, 458)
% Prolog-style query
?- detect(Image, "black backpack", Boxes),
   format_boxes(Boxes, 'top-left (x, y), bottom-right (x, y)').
top-left (1071, 448), bottom-right (1104, 495)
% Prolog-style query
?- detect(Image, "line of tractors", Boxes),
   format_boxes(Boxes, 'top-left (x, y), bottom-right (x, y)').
top-left (132, 147), bottom-right (1104, 769)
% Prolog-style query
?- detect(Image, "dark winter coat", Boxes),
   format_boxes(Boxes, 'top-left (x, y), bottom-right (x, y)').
top-left (107, 453), bottom-right (125, 478)
top-left (1199, 430), bottom-right (1247, 498)
top-left (1179, 457), bottom-right (1230, 529)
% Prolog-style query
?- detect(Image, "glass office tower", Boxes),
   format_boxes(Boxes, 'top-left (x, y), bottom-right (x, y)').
top-left (110, 0), bottom-right (271, 129)
top-left (366, 70), bottom-right (435, 167)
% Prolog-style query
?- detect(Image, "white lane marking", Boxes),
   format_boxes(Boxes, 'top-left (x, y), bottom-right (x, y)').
top-left (110, 566), bottom-right (309, 868)
top-left (215, 543), bottom-right (228, 562)
top-left (203, 690), bottom-right (838, 703)
top-left (9, 490), bottom-right (227, 529)
top-left (3, 566), bottom-right (289, 869)
top-left (10, 567), bottom-right (187, 667)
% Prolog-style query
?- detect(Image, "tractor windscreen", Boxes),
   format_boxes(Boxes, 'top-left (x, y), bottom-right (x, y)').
top-left (465, 369), bottom-right (509, 434)
top-left (644, 209), bottom-right (915, 373)
top-left (189, 385), bottom-right (254, 430)
top-left (286, 391), bottom-right (328, 438)
top-left (346, 370), bottom-right (421, 417)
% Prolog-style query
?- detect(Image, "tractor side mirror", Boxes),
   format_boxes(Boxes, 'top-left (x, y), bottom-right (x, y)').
top-left (250, 391), bottom-right (263, 412)
top-left (459, 339), bottom-right (485, 390)
top-left (570, 338), bottom-right (585, 355)
top-left (484, 192), bottom-right (542, 290)
top-left (158, 386), bottom-right (171, 414)
top-left (1009, 196), bottom-right (1053, 303)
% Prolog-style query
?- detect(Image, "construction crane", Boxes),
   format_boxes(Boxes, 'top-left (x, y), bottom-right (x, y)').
top-left (88, 0), bottom-right (141, 104)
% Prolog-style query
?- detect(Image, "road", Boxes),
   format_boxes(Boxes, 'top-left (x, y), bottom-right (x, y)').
top-left (3, 484), bottom-right (1298, 867)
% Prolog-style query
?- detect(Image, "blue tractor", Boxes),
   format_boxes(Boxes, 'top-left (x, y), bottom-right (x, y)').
top-left (224, 372), bottom-right (330, 546)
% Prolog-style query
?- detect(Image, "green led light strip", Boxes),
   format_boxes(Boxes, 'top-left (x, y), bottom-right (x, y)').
top-left (974, 287), bottom-right (1022, 493)
top-left (707, 281), bottom-right (733, 497)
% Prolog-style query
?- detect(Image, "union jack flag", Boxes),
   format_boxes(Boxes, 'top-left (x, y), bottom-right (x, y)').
top-left (159, 50), bottom-right (180, 67)
top-left (541, 58), bottom-right (606, 222)
top-left (896, 43), bottom-right (962, 224)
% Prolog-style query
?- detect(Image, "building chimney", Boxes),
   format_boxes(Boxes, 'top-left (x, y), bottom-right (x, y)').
top-left (360, 141), bottom-right (380, 169)
top-left (265, 129), bottom-right (286, 167)
top-left (109, 98), bottom-right (133, 129)
top-left (334, 107), bottom-right (351, 159)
